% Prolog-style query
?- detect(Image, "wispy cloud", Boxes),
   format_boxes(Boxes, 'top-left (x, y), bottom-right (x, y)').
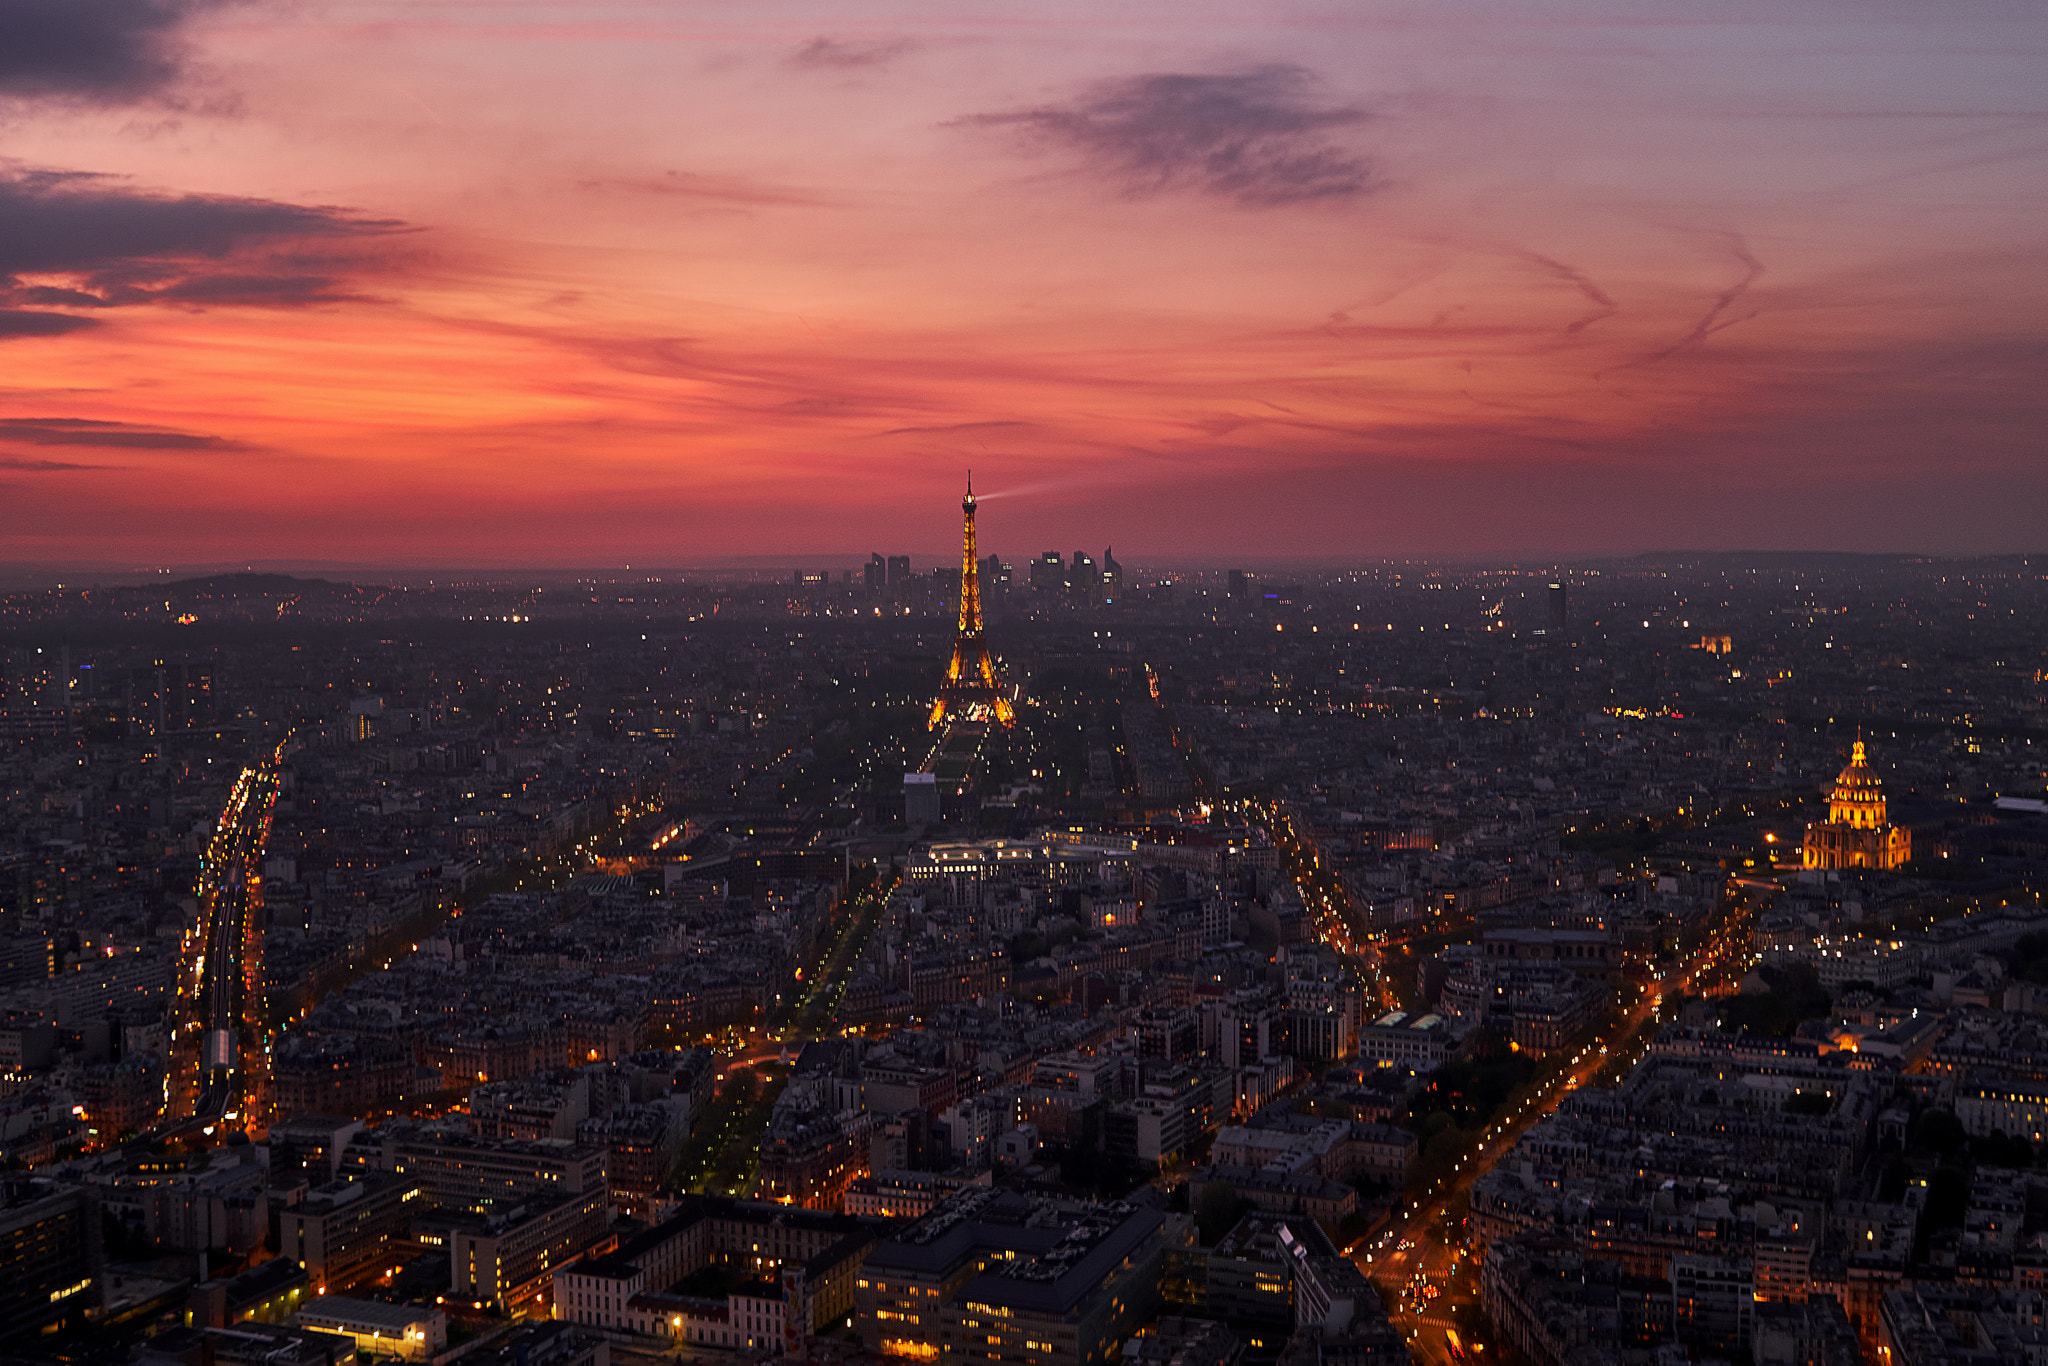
top-left (1629, 236), bottom-right (1766, 367)
top-left (877, 420), bottom-right (1031, 437)
top-left (789, 37), bottom-right (911, 71)
top-left (578, 170), bottom-right (836, 209)
top-left (1512, 250), bottom-right (1620, 336)
top-left (958, 65), bottom-right (1375, 206)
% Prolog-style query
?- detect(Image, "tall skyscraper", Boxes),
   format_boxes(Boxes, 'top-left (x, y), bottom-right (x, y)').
top-left (125, 656), bottom-right (214, 737)
top-left (865, 554), bottom-right (886, 596)
top-left (1069, 552), bottom-right (1097, 603)
top-left (1229, 569), bottom-right (1253, 600)
top-left (1030, 551), bottom-right (1065, 596)
top-left (981, 554), bottom-right (1009, 607)
top-left (886, 555), bottom-right (911, 587)
top-left (1101, 547), bottom-right (1123, 604)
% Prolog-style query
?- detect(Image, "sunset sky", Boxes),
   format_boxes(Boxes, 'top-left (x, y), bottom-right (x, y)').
top-left (1, 0), bottom-right (2044, 565)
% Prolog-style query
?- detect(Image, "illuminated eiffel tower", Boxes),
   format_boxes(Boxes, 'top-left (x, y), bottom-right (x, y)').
top-left (929, 474), bottom-right (1015, 729)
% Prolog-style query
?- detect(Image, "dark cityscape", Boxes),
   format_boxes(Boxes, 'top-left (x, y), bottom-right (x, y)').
top-left (0, 493), bottom-right (2042, 1366)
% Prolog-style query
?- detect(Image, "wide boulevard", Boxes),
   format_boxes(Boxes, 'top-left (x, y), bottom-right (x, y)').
top-left (167, 742), bottom-right (287, 1134)
top-left (1238, 795), bottom-right (1755, 1366)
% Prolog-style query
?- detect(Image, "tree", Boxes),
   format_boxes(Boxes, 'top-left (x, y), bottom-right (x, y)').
top-left (1909, 1108), bottom-right (1967, 1159)
top-left (1972, 1130), bottom-right (2036, 1170)
top-left (1195, 1181), bottom-right (1257, 1245)
top-left (1008, 929), bottom-right (1049, 963)
top-left (1917, 1164), bottom-right (1970, 1262)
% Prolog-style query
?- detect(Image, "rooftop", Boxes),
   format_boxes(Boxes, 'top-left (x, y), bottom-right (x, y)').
top-left (297, 1296), bottom-right (443, 1330)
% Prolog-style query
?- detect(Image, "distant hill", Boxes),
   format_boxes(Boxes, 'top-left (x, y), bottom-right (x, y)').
top-left (158, 572), bottom-right (361, 598)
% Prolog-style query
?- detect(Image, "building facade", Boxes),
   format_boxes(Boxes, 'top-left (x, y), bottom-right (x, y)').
top-left (1803, 739), bottom-right (1911, 871)
top-left (855, 1187), bottom-right (1191, 1366)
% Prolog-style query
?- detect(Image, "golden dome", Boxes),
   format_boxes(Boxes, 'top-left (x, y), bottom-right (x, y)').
top-left (1827, 738), bottom-right (1887, 827)
top-left (1805, 735), bottom-right (1911, 870)
top-left (1833, 740), bottom-right (1880, 792)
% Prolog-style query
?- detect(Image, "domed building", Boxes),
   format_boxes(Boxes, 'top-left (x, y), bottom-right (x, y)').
top-left (1803, 737), bottom-right (1911, 870)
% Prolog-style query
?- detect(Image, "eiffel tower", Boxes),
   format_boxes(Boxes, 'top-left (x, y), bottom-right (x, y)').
top-left (929, 474), bottom-right (1015, 729)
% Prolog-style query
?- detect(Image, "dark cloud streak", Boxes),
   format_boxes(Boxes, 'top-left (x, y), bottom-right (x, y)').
top-left (0, 418), bottom-right (239, 449)
top-left (0, 170), bottom-right (396, 277)
top-left (877, 420), bottom-right (1030, 437)
top-left (0, 169), bottom-right (404, 326)
top-left (0, 310), bottom-right (100, 339)
top-left (1516, 250), bottom-right (1619, 335)
top-left (1637, 238), bottom-right (1765, 364)
top-left (959, 66), bottom-right (1375, 206)
top-left (0, 455), bottom-right (104, 471)
top-left (0, 0), bottom-right (226, 104)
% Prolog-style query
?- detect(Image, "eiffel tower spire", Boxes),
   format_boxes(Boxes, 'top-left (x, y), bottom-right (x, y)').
top-left (930, 474), bottom-right (1014, 728)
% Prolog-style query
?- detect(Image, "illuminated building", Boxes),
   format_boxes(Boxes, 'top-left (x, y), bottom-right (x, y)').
top-left (1358, 1009), bottom-right (1457, 1073)
top-left (576, 1103), bottom-right (683, 1217)
top-left (1802, 739), bottom-right (1911, 871)
top-left (552, 1195), bottom-right (882, 1354)
top-left (138, 1321), bottom-right (352, 1366)
top-left (1880, 1285), bottom-right (2048, 1366)
top-left (295, 1297), bottom-right (448, 1361)
top-left (186, 1256), bottom-right (309, 1329)
top-left (1952, 1077), bottom-right (2048, 1145)
top-left (1069, 551), bottom-right (1098, 604)
top-left (0, 1181), bottom-right (102, 1339)
top-left (844, 1171), bottom-right (992, 1220)
top-left (1123, 1318), bottom-right (1238, 1366)
top-left (277, 1174), bottom-right (424, 1293)
top-left (855, 1186), bottom-right (1189, 1366)
top-left (1202, 1212), bottom-right (1294, 1327)
top-left (929, 476), bottom-right (1014, 729)
top-left (353, 1126), bottom-right (608, 1219)
top-left (1671, 1253), bottom-right (1753, 1355)
top-left (450, 1187), bottom-right (611, 1313)
top-left (756, 1107), bottom-right (871, 1211)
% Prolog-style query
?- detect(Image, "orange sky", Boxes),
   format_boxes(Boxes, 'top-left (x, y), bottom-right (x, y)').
top-left (2, 0), bottom-right (2044, 564)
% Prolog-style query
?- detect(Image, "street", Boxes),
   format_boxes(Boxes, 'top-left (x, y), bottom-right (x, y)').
top-left (1232, 793), bottom-right (1757, 1366)
top-left (167, 742), bottom-right (286, 1133)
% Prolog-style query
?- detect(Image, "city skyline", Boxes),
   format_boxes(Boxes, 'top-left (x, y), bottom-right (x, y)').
top-left (0, 471), bottom-right (2041, 1359)
top-left (3, 0), bottom-right (2045, 563)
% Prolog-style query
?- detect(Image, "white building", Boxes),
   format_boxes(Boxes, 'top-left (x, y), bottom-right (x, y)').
top-left (296, 1296), bottom-right (447, 1361)
top-left (1358, 1010), bottom-right (1458, 1073)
